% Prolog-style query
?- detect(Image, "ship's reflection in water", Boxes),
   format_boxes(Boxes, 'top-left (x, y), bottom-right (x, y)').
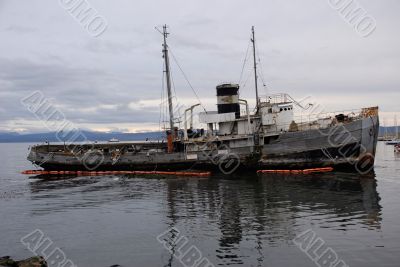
top-left (27, 172), bottom-right (381, 266)
top-left (160, 172), bottom-right (381, 266)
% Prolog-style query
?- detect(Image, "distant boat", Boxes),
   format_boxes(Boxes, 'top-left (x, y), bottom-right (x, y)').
top-left (108, 138), bottom-right (120, 143)
top-left (386, 115), bottom-right (399, 145)
top-left (387, 140), bottom-right (400, 145)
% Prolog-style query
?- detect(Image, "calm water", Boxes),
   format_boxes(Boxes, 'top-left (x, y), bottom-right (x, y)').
top-left (0, 142), bottom-right (399, 267)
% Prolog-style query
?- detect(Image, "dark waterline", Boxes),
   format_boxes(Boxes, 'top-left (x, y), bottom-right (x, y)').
top-left (0, 142), bottom-right (399, 266)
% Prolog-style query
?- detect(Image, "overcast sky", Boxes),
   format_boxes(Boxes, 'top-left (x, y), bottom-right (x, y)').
top-left (0, 0), bottom-right (399, 133)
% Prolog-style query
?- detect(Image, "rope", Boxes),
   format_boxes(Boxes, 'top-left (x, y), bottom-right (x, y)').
top-left (241, 68), bottom-right (253, 89)
top-left (170, 68), bottom-right (182, 128)
top-left (168, 47), bottom-right (207, 113)
top-left (238, 37), bottom-right (251, 85)
top-left (256, 44), bottom-right (267, 87)
top-left (258, 68), bottom-right (268, 96)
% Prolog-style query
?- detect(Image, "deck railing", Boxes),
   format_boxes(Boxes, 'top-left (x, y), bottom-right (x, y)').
top-left (266, 107), bottom-right (378, 132)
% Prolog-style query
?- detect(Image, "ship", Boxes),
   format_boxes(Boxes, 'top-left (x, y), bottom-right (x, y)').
top-left (27, 25), bottom-right (379, 174)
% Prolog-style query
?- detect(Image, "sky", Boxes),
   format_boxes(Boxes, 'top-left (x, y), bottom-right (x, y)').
top-left (0, 0), bottom-right (399, 133)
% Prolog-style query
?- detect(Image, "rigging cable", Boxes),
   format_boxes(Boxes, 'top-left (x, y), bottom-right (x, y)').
top-left (168, 47), bottom-right (207, 113)
top-left (238, 36), bottom-right (252, 86)
top-left (257, 67), bottom-right (268, 97)
top-left (258, 56), bottom-right (269, 100)
top-left (255, 41), bottom-right (269, 97)
top-left (241, 65), bottom-right (254, 89)
top-left (169, 67), bottom-right (183, 128)
top-left (255, 43), bottom-right (267, 87)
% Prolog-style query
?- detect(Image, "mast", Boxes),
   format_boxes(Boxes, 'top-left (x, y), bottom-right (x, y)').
top-left (251, 26), bottom-right (259, 109)
top-left (162, 24), bottom-right (174, 131)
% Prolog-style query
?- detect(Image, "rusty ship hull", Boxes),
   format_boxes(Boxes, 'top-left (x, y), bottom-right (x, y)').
top-left (27, 113), bottom-right (379, 173)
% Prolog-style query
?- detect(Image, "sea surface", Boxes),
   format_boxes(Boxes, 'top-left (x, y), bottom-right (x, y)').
top-left (0, 142), bottom-right (399, 267)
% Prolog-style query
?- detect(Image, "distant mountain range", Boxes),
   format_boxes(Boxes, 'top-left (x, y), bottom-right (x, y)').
top-left (0, 131), bottom-right (165, 143)
top-left (379, 126), bottom-right (399, 137)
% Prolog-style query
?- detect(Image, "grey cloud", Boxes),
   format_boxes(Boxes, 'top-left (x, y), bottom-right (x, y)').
top-left (1, 25), bottom-right (37, 34)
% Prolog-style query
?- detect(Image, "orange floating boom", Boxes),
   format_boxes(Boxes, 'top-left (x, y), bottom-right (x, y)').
top-left (257, 167), bottom-right (334, 174)
top-left (21, 170), bottom-right (211, 177)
